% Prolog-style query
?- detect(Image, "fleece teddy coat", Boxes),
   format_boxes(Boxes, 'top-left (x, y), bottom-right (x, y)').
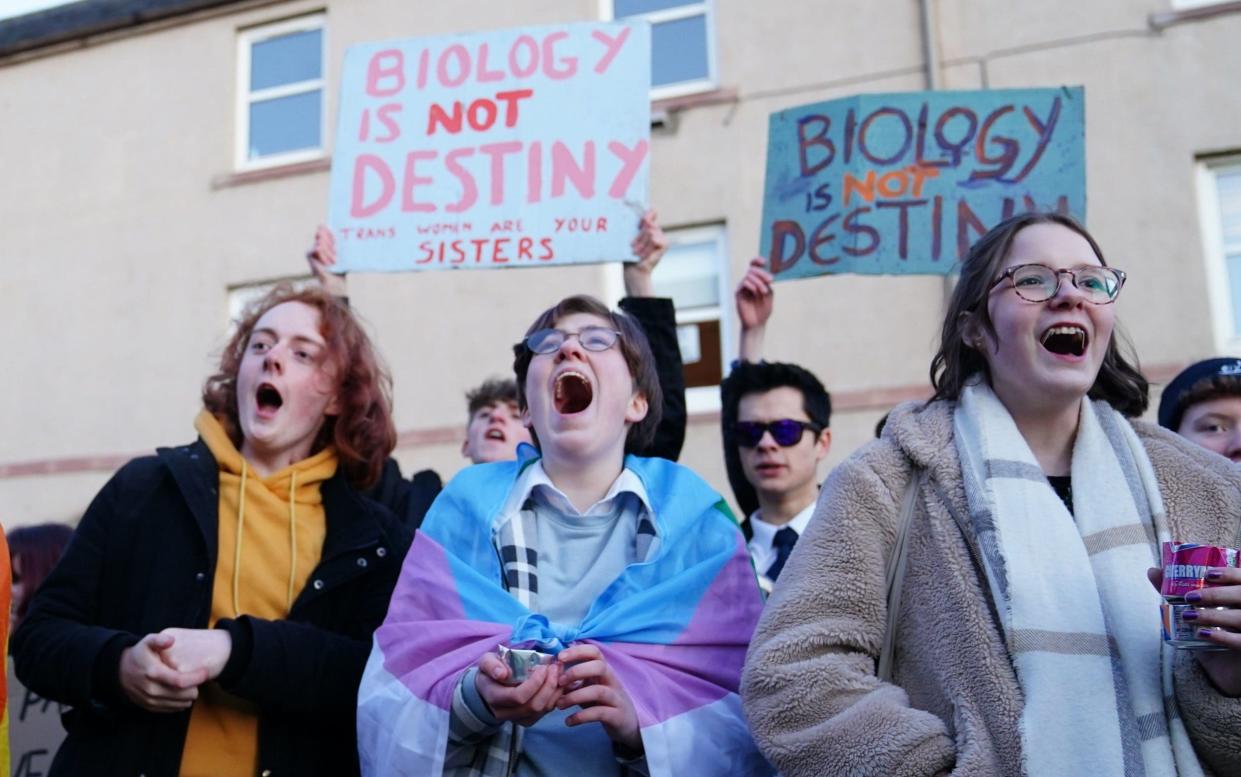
top-left (741, 400), bottom-right (1241, 777)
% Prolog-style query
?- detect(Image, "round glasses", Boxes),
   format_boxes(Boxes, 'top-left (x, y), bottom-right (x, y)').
top-left (735, 419), bottom-right (822, 448)
top-left (990, 263), bottom-right (1126, 304)
top-left (524, 326), bottom-right (622, 354)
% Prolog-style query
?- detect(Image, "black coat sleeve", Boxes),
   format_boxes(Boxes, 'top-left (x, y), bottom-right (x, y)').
top-left (213, 514), bottom-right (412, 719)
top-left (213, 615), bottom-right (369, 718)
top-left (721, 369), bottom-right (760, 518)
top-left (11, 462), bottom-right (147, 711)
top-left (619, 296), bottom-right (687, 461)
top-left (364, 458), bottom-right (442, 530)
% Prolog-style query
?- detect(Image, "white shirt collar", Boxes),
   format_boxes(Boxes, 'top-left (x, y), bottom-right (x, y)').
top-left (504, 460), bottom-right (653, 519)
top-left (748, 500), bottom-right (816, 548)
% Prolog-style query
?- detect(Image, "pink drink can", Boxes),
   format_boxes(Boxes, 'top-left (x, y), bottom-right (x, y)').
top-left (1160, 542), bottom-right (1239, 601)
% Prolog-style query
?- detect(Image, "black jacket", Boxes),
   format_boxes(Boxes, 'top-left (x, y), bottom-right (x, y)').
top-left (11, 439), bottom-right (413, 777)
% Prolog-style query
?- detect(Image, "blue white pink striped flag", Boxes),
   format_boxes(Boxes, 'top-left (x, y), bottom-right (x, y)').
top-left (357, 455), bottom-right (771, 776)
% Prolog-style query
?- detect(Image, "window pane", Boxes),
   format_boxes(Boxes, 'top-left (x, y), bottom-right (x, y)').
top-left (651, 15), bottom-right (709, 87)
top-left (248, 90), bottom-right (321, 159)
top-left (681, 319), bottom-right (722, 388)
top-left (1218, 168), bottom-right (1241, 250)
top-left (251, 29), bottom-right (322, 91)
top-left (652, 237), bottom-right (720, 309)
top-left (1228, 251), bottom-right (1241, 337)
top-left (615, 0), bottom-right (698, 16)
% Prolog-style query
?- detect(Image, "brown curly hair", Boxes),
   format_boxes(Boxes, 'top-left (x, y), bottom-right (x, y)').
top-left (202, 285), bottom-right (396, 489)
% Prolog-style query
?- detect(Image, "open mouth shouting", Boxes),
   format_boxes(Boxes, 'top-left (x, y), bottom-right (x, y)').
top-left (1040, 324), bottom-right (1087, 358)
top-left (553, 370), bottom-right (594, 415)
top-left (255, 382), bottom-right (284, 417)
top-left (485, 427), bottom-right (507, 442)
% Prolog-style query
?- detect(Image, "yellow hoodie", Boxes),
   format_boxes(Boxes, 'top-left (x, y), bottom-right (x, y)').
top-left (180, 411), bottom-right (337, 777)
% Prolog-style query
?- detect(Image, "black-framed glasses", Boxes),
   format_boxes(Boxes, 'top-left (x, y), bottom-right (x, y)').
top-left (524, 326), bottom-right (622, 354)
top-left (989, 263), bottom-right (1126, 304)
top-left (735, 419), bottom-right (822, 448)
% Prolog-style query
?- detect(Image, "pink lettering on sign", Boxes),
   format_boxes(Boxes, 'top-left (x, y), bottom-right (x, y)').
top-left (366, 32), bottom-right (606, 92)
top-left (366, 50), bottom-right (405, 96)
top-left (590, 26), bottom-right (630, 74)
top-left (351, 141), bottom-right (644, 216)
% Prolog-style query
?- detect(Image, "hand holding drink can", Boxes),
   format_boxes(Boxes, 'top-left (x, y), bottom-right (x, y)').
top-left (1159, 542), bottom-right (1240, 650)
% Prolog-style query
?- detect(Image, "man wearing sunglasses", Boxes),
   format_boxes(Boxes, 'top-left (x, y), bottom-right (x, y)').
top-left (722, 257), bottom-right (832, 593)
top-left (725, 362), bottom-right (832, 593)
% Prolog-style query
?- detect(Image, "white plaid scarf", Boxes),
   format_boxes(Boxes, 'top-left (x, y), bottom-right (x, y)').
top-left (954, 382), bottom-right (1202, 777)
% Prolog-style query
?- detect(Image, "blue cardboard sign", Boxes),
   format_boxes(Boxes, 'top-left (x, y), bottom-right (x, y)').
top-left (759, 87), bottom-right (1085, 278)
top-left (328, 22), bottom-right (650, 272)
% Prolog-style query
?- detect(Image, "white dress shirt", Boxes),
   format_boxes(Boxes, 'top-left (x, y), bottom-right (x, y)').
top-left (747, 502), bottom-right (816, 585)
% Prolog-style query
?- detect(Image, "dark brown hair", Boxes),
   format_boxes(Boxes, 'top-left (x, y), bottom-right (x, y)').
top-left (929, 212), bottom-right (1148, 417)
top-left (465, 378), bottom-right (519, 423)
top-left (8, 522), bottom-right (74, 628)
top-left (202, 284), bottom-right (396, 489)
top-left (512, 294), bottom-right (662, 453)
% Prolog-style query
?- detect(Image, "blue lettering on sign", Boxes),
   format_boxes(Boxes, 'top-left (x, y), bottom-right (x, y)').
top-left (759, 87), bottom-right (1086, 279)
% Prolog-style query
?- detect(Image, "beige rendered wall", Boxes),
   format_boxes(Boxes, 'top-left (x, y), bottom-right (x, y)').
top-left (1, 0), bottom-right (1239, 526)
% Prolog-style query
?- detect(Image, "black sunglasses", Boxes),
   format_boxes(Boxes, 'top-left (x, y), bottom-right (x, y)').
top-left (735, 419), bottom-right (822, 448)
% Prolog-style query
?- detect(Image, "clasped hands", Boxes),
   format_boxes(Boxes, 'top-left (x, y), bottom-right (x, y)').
top-left (474, 643), bottom-right (642, 752)
top-left (117, 627), bottom-right (232, 712)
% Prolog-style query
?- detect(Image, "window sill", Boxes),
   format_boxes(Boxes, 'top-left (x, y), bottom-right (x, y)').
top-left (1149, 1), bottom-right (1241, 29)
top-left (211, 156), bottom-right (330, 190)
top-left (652, 86), bottom-right (738, 118)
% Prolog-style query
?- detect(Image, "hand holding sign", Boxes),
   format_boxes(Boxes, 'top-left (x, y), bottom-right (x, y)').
top-left (623, 209), bottom-right (668, 297)
top-left (736, 258), bottom-right (774, 362)
top-left (307, 225), bottom-right (348, 298)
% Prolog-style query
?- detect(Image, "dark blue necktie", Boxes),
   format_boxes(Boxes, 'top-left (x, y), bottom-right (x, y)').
top-left (765, 527), bottom-right (799, 581)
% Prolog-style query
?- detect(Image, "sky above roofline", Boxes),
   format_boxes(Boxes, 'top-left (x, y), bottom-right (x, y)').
top-left (0, 1), bottom-right (76, 21)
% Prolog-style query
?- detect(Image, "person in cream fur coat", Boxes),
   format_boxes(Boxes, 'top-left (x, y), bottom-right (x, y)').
top-left (742, 213), bottom-right (1241, 777)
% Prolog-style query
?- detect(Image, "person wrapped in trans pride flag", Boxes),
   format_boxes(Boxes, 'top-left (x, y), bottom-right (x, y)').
top-left (358, 295), bottom-right (770, 776)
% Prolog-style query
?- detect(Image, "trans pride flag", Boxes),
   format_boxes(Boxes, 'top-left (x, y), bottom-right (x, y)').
top-left (357, 454), bottom-right (770, 776)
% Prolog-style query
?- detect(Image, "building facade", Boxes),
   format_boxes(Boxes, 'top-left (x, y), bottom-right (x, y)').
top-left (2, 0), bottom-right (1240, 525)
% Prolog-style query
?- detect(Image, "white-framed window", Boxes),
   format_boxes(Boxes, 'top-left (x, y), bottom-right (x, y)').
top-left (602, 0), bottom-right (716, 100)
top-left (1170, 0), bottom-right (1231, 9)
top-left (1197, 158), bottom-right (1241, 351)
top-left (606, 224), bottom-right (730, 412)
top-left (235, 14), bottom-right (326, 169)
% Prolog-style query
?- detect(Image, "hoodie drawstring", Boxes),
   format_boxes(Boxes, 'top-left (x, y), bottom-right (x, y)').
top-left (233, 461), bottom-right (248, 618)
top-left (287, 471), bottom-right (298, 610)
top-left (232, 462), bottom-right (300, 617)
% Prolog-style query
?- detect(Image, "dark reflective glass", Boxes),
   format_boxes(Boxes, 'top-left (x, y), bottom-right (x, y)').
top-left (735, 419), bottom-right (821, 448)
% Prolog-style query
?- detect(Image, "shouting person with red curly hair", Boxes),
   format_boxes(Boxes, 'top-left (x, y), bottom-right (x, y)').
top-left (12, 286), bottom-right (412, 777)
